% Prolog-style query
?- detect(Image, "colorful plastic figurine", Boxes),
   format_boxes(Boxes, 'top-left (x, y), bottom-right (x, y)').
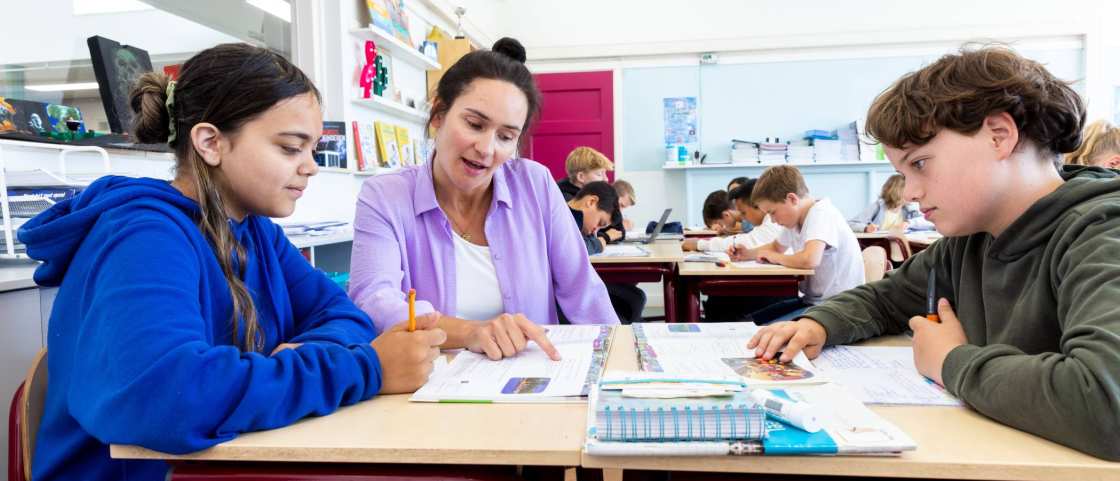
top-left (359, 40), bottom-right (390, 98)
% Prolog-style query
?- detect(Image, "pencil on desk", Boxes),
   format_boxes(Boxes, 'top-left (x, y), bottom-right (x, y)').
top-left (408, 288), bottom-right (417, 331)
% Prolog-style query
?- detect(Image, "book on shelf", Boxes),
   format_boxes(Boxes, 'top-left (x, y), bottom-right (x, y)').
top-left (314, 121), bottom-right (348, 169)
top-left (394, 125), bottom-right (413, 166)
top-left (374, 121), bottom-right (401, 168)
top-left (352, 121), bottom-right (379, 171)
top-left (365, 0), bottom-right (413, 45)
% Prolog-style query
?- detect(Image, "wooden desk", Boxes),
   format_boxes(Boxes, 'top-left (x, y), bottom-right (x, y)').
top-left (907, 232), bottom-right (942, 254)
top-left (111, 386), bottom-right (588, 478)
top-left (591, 242), bottom-right (684, 322)
top-left (857, 232), bottom-right (944, 258)
top-left (684, 229), bottom-right (719, 238)
top-left (586, 327), bottom-right (1120, 481)
top-left (676, 261), bottom-right (813, 323)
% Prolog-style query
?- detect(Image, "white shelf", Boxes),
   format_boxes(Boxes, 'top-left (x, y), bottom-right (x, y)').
top-left (663, 160), bottom-right (891, 170)
top-left (348, 25), bottom-right (441, 71)
top-left (354, 166), bottom-right (404, 177)
top-left (318, 167), bottom-right (352, 174)
top-left (288, 227), bottom-right (354, 249)
top-left (351, 97), bottom-right (430, 124)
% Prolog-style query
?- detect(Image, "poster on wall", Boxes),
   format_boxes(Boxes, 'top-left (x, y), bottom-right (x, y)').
top-left (663, 97), bottom-right (698, 145)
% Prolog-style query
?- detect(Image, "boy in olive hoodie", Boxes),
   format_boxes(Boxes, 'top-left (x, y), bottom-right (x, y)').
top-left (748, 46), bottom-right (1120, 460)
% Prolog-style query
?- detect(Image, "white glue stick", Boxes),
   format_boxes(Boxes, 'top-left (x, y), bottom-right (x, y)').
top-left (749, 389), bottom-right (822, 433)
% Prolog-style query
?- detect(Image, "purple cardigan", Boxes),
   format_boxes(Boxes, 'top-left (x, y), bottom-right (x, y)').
top-left (348, 158), bottom-right (619, 331)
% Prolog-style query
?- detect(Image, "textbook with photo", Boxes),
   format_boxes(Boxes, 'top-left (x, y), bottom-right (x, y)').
top-left (632, 322), bottom-right (825, 386)
top-left (411, 325), bottom-right (614, 403)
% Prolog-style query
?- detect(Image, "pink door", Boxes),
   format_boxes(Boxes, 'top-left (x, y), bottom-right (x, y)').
top-left (525, 71), bottom-right (615, 181)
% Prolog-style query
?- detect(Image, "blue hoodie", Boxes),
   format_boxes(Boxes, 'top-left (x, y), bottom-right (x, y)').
top-left (19, 176), bottom-right (383, 481)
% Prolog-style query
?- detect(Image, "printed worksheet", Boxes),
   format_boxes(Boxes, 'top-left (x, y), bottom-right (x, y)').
top-left (633, 322), bottom-right (824, 386)
top-left (411, 325), bottom-right (612, 403)
top-left (813, 346), bottom-right (961, 406)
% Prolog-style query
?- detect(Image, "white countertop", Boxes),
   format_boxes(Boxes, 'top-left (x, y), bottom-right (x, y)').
top-left (0, 259), bottom-right (40, 292)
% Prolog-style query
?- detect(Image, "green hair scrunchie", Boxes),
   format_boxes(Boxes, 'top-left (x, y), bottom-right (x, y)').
top-left (165, 80), bottom-right (177, 145)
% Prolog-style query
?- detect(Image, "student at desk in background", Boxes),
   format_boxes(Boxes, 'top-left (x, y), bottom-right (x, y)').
top-left (567, 182), bottom-right (648, 324)
top-left (684, 178), bottom-right (782, 253)
top-left (748, 46), bottom-right (1120, 460)
top-left (557, 146), bottom-right (625, 243)
top-left (18, 44), bottom-right (444, 481)
top-left (701, 189), bottom-right (745, 235)
top-left (566, 181), bottom-right (619, 255)
top-left (613, 179), bottom-right (636, 231)
top-left (1064, 119), bottom-right (1120, 168)
top-left (727, 176), bottom-right (749, 192)
top-left (849, 174), bottom-right (934, 233)
top-left (730, 165), bottom-right (864, 324)
top-left (349, 38), bottom-right (619, 354)
top-left (688, 179), bottom-right (789, 322)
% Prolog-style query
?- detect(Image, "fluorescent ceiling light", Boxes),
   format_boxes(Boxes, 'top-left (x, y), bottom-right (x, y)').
top-left (247, 0), bottom-right (291, 23)
top-left (25, 82), bottom-right (101, 92)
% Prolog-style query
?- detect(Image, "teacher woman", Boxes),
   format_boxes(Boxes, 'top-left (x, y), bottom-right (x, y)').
top-left (348, 37), bottom-right (619, 361)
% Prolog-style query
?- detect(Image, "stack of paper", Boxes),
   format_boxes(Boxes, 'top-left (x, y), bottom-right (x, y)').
top-left (813, 346), bottom-right (961, 406)
top-left (594, 244), bottom-right (650, 257)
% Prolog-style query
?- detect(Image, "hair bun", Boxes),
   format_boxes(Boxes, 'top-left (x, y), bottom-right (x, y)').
top-left (492, 37), bottom-right (526, 63)
top-left (129, 72), bottom-right (173, 144)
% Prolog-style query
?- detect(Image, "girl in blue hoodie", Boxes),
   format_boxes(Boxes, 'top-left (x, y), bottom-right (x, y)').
top-left (19, 43), bottom-right (446, 481)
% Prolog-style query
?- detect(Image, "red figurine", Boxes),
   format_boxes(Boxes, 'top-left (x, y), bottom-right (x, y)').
top-left (358, 40), bottom-right (390, 98)
top-left (359, 40), bottom-right (377, 98)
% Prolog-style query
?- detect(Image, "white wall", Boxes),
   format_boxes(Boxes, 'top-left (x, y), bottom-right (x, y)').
top-left (0, 0), bottom-right (238, 65)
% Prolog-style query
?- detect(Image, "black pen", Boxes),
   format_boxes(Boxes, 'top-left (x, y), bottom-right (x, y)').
top-left (927, 268), bottom-right (940, 323)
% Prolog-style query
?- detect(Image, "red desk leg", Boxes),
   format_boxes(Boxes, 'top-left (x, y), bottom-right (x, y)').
top-left (662, 264), bottom-right (678, 323)
top-left (685, 277), bottom-right (702, 323)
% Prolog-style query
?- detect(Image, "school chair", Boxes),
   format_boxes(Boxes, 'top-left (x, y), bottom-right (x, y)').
top-left (8, 349), bottom-right (47, 481)
top-left (862, 246), bottom-right (890, 283)
top-left (856, 235), bottom-right (911, 266)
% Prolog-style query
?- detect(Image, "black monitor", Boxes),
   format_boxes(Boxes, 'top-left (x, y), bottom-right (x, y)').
top-left (87, 35), bottom-right (154, 135)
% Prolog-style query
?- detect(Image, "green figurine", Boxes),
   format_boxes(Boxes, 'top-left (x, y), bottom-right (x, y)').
top-left (373, 54), bottom-right (389, 97)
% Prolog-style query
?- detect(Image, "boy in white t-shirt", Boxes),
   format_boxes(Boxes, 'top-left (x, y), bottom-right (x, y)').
top-left (684, 178), bottom-right (783, 253)
top-left (730, 165), bottom-right (864, 323)
top-left (691, 178), bottom-right (794, 322)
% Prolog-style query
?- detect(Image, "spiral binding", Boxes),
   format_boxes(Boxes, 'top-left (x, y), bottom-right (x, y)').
top-left (598, 402), bottom-right (765, 442)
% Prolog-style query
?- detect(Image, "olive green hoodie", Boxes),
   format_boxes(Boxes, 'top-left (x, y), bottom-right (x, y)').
top-left (804, 166), bottom-right (1120, 460)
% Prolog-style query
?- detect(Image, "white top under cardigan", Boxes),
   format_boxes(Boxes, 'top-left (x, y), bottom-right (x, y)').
top-left (452, 232), bottom-right (505, 321)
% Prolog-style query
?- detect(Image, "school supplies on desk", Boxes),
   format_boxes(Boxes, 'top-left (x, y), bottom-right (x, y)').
top-left (812, 346), bottom-right (961, 406)
top-left (632, 322), bottom-right (826, 386)
top-left (591, 388), bottom-right (767, 442)
top-left (593, 244), bottom-right (650, 257)
top-left (765, 385), bottom-right (917, 455)
top-left (684, 252), bottom-right (726, 263)
top-left (600, 371), bottom-right (746, 398)
top-left (749, 388), bottom-right (821, 433)
top-left (410, 325), bottom-right (614, 403)
top-left (927, 268), bottom-right (940, 323)
top-left (407, 288), bottom-right (416, 332)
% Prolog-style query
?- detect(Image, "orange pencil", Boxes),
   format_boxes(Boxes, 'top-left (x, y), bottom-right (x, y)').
top-left (407, 288), bottom-right (417, 331)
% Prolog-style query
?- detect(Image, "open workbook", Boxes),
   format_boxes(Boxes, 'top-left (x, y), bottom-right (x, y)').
top-left (634, 322), bottom-right (825, 386)
top-left (410, 325), bottom-right (614, 403)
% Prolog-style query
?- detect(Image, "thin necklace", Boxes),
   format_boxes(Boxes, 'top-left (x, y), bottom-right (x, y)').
top-left (447, 210), bottom-right (474, 241)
